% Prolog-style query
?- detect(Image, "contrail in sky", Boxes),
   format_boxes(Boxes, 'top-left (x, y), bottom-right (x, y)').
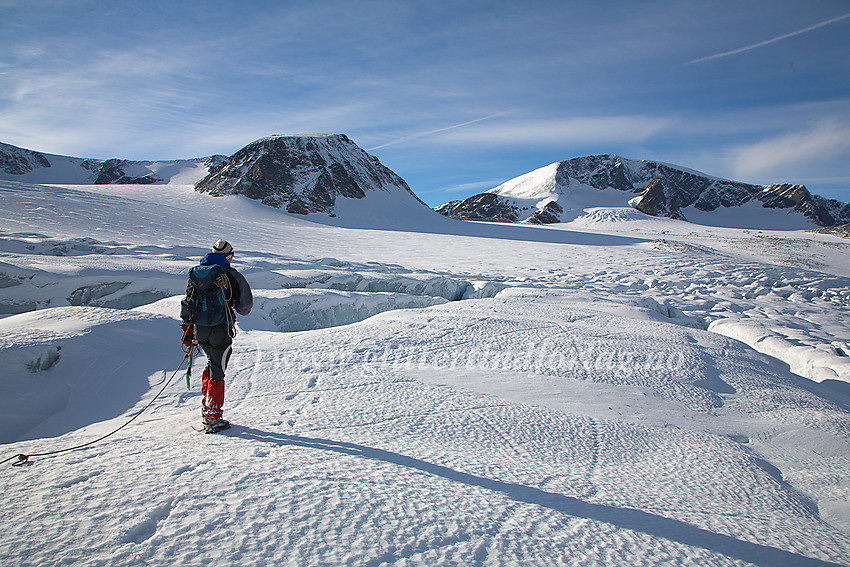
top-left (368, 112), bottom-right (510, 150)
top-left (687, 11), bottom-right (850, 64)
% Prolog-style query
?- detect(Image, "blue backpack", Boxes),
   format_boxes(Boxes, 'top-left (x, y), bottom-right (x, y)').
top-left (187, 263), bottom-right (230, 326)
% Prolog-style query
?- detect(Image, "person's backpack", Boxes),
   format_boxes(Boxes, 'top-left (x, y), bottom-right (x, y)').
top-left (186, 264), bottom-right (231, 326)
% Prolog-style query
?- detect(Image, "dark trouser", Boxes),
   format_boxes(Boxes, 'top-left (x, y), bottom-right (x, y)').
top-left (195, 323), bottom-right (232, 421)
top-left (195, 323), bottom-right (233, 381)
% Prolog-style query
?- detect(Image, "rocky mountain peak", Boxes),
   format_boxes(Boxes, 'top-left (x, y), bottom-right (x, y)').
top-left (195, 134), bottom-right (424, 215)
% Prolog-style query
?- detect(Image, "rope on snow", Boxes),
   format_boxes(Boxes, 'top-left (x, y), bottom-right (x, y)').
top-left (2, 351), bottom-right (193, 467)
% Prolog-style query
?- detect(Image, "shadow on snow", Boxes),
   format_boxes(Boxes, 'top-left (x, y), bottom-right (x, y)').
top-left (232, 427), bottom-right (842, 567)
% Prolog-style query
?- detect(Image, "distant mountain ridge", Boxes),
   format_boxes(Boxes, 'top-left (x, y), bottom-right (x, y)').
top-left (437, 155), bottom-right (850, 228)
top-left (5, 139), bottom-right (848, 229)
top-left (0, 141), bottom-right (223, 185)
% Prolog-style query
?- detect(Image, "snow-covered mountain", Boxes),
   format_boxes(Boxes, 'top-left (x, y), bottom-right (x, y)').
top-left (195, 134), bottom-right (430, 218)
top-left (436, 155), bottom-right (850, 230)
top-left (0, 141), bottom-right (223, 185)
top-left (1, 175), bottom-right (850, 565)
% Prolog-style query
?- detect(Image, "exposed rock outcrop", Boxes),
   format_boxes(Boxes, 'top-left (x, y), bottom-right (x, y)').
top-left (527, 201), bottom-right (563, 224)
top-left (94, 159), bottom-right (160, 184)
top-left (0, 144), bottom-right (51, 175)
top-left (811, 223), bottom-right (850, 238)
top-left (434, 193), bottom-right (520, 222)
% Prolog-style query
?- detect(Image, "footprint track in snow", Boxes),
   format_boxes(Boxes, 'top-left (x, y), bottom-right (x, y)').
top-left (54, 470), bottom-right (103, 489)
top-left (119, 499), bottom-right (175, 545)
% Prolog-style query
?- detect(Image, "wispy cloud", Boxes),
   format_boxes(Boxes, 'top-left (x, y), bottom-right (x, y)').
top-left (0, 44), bottom-right (213, 156)
top-left (729, 121), bottom-right (850, 181)
top-left (436, 178), bottom-right (508, 194)
top-left (439, 115), bottom-right (675, 146)
top-left (367, 113), bottom-right (513, 151)
top-left (687, 12), bottom-right (850, 64)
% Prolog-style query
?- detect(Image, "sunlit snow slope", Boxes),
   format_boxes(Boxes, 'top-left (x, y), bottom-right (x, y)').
top-left (1, 179), bottom-right (849, 567)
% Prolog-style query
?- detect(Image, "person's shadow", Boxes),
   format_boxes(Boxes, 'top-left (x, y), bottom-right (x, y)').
top-left (231, 426), bottom-right (844, 567)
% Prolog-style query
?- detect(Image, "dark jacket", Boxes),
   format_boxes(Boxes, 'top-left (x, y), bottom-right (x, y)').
top-left (181, 252), bottom-right (253, 324)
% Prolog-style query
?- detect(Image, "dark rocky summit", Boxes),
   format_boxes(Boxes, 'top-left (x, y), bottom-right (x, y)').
top-left (195, 134), bottom-right (424, 215)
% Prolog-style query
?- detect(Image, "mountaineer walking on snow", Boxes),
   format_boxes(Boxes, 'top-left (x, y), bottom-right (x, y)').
top-left (181, 240), bottom-right (253, 433)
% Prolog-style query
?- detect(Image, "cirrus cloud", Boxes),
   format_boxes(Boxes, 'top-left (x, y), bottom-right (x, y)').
top-left (436, 115), bottom-right (676, 146)
top-left (730, 121), bottom-right (850, 181)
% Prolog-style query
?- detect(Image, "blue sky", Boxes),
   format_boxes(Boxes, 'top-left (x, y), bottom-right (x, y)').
top-left (1, 0), bottom-right (848, 206)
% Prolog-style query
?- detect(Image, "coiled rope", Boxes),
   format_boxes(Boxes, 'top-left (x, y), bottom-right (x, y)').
top-left (218, 272), bottom-right (237, 338)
